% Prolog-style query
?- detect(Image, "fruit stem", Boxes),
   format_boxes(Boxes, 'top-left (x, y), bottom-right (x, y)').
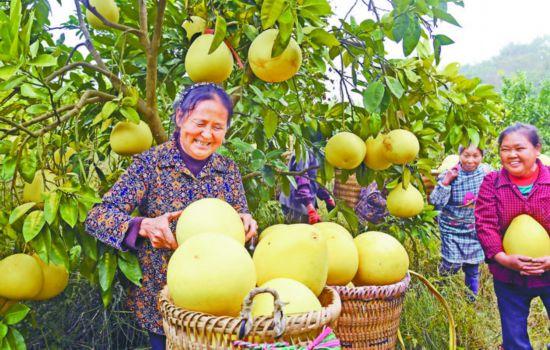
top-left (409, 270), bottom-right (457, 350)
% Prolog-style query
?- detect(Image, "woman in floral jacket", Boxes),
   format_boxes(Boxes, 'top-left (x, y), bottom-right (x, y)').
top-left (85, 83), bottom-right (258, 349)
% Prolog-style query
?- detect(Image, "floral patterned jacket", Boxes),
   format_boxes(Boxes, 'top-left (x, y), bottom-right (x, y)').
top-left (85, 139), bottom-right (249, 334)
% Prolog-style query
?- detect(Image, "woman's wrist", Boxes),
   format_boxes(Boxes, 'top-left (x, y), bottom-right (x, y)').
top-left (494, 252), bottom-right (509, 266)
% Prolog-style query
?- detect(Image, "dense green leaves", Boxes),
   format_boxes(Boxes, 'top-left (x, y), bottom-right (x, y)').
top-left (261, 0), bottom-right (286, 29)
top-left (8, 203), bottom-right (35, 224)
top-left (22, 210), bottom-right (45, 242)
top-left (363, 81), bottom-right (385, 113)
top-left (3, 305), bottom-right (30, 326)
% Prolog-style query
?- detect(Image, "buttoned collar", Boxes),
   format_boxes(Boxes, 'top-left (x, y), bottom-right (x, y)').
top-left (495, 159), bottom-right (550, 188)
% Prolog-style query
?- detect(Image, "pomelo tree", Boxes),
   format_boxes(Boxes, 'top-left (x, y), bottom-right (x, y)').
top-left (0, 0), bottom-right (501, 346)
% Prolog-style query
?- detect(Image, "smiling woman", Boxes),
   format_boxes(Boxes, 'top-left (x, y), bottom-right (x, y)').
top-left (84, 83), bottom-right (258, 350)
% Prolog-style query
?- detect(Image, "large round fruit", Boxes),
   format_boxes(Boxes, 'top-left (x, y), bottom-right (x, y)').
top-left (31, 254), bottom-right (69, 301)
top-left (22, 170), bottom-right (57, 204)
top-left (258, 224), bottom-right (288, 241)
top-left (325, 132), bottom-right (367, 170)
top-left (386, 183), bottom-right (424, 218)
top-left (364, 134), bottom-right (392, 170)
top-left (313, 222), bottom-right (358, 286)
top-left (167, 233), bottom-right (256, 316)
top-left (0, 254), bottom-right (43, 299)
top-left (539, 154), bottom-right (550, 166)
top-left (185, 34), bottom-right (234, 83)
top-left (353, 231), bottom-right (409, 286)
top-left (503, 214), bottom-right (550, 258)
top-left (248, 29), bottom-right (302, 83)
top-left (86, 0), bottom-right (120, 30)
top-left (182, 16), bottom-right (206, 41)
top-left (53, 147), bottom-right (76, 166)
top-left (382, 129), bottom-right (419, 164)
top-left (109, 120), bottom-right (153, 156)
top-left (252, 278), bottom-right (321, 317)
top-left (253, 226), bottom-right (328, 296)
top-left (437, 154), bottom-right (460, 173)
top-left (176, 198), bottom-right (245, 245)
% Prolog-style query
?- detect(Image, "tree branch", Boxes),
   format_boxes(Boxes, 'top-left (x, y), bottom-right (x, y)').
top-left (0, 116), bottom-right (37, 137)
top-left (45, 61), bottom-right (122, 85)
top-left (74, 0), bottom-right (108, 71)
top-left (242, 165), bottom-right (320, 181)
top-left (138, 0), bottom-right (150, 48)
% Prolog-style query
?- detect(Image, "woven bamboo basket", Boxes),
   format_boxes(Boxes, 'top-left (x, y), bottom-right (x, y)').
top-left (334, 173), bottom-right (361, 208)
top-left (159, 286), bottom-right (342, 349)
top-left (332, 273), bottom-right (411, 349)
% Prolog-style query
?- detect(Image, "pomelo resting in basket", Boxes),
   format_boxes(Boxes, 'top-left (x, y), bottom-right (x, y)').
top-left (251, 278), bottom-right (322, 317)
top-left (167, 233), bottom-right (256, 316)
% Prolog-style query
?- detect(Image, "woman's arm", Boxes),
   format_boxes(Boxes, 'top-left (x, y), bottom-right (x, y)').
top-left (225, 160), bottom-right (258, 240)
top-left (85, 155), bottom-right (150, 250)
top-left (429, 172), bottom-right (453, 207)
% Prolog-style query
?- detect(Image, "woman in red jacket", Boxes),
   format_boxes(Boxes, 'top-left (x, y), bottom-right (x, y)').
top-left (475, 123), bottom-right (549, 350)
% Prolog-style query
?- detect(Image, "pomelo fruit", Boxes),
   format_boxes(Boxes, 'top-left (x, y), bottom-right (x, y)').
top-left (86, 0), bottom-right (120, 30)
top-left (437, 154), bottom-right (460, 173)
top-left (503, 214), bottom-right (550, 258)
top-left (22, 170), bottom-right (57, 205)
top-left (109, 120), bottom-right (153, 156)
top-left (31, 254), bottom-right (69, 301)
top-left (185, 34), bottom-right (234, 83)
top-left (251, 278), bottom-right (321, 317)
top-left (248, 29), bottom-right (302, 83)
top-left (167, 233), bottom-right (256, 316)
top-left (386, 183), bottom-right (424, 218)
top-left (325, 132), bottom-right (367, 170)
top-left (382, 129), bottom-right (419, 164)
top-left (182, 16), bottom-right (206, 41)
top-left (354, 231), bottom-right (409, 286)
top-left (364, 134), bottom-right (392, 170)
top-left (0, 254), bottom-right (43, 299)
top-left (176, 198), bottom-right (245, 245)
top-left (539, 154), bottom-right (550, 166)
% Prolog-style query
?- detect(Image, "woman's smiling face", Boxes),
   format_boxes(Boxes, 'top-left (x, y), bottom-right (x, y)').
top-left (177, 97), bottom-right (229, 160)
top-left (499, 131), bottom-right (541, 177)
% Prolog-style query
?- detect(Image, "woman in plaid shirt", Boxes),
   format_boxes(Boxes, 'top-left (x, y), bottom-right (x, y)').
top-left (475, 123), bottom-right (549, 350)
top-left (430, 145), bottom-right (488, 299)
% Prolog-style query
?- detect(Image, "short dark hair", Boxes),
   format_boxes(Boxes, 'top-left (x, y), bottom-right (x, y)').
top-left (498, 123), bottom-right (541, 147)
top-left (172, 84), bottom-right (233, 129)
top-left (458, 145), bottom-right (484, 156)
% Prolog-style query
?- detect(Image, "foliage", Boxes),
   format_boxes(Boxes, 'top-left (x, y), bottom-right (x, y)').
top-left (0, 0), bottom-right (504, 347)
top-left (461, 36), bottom-right (550, 90)
top-left (500, 73), bottom-right (550, 153)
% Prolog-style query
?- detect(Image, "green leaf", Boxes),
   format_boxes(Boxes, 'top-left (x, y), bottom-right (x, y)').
top-left (1, 156), bottom-right (17, 181)
top-left (60, 196), bottom-right (78, 228)
top-left (20, 83), bottom-right (47, 99)
top-left (101, 286), bottom-right (113, 307)
top-left (7, 328), bottom-right (26, 350)
top-left (4, 304), bottom-right (30, 325)
top-left (0, 75), bottom-right (26, 91)
top-left (22, 210), bottom-right (45, 242)
top-left (29, 54), bottom-right (58, 67)
top-left (0, 65), bottom-right (20, 81)
top-left (9, 0), bottom-right (21, 58)
top-left (208, 14), bottom-right (227, 54)
top-left (0, 323), bottom-right (6, 341)
top-left (78, 230), bottom-right (98, 261)
top-left (119, 106), bottom-right (140, 124)
top-left (432, 8), bottom-right (460, 27)
top-left (261, 0), bottom-right (286, 30)
top-left (25, 104), bottom-right (49, 115)
top-left (243, 24), bottom-right (258, 41)
top-left (434, 34), bottom-right (454, 46)
top-left (272, 7), bottom-right (294, 57)
top-left (50, 231), bottom-right (69, 270)
top-left (18, 151), bottom-right (38, 183)
top-left (402, 166), bottom-right (411, 188)
top-left (43, 191), bottom-right (61, 225)
top-left (98, 251), bottom-right (117, 292)
top-left (385, 76), bottom-right (405, 98)
top-left (308, 28), bottom-right (340, 47)
top-left (118, 251), bottom-right (142, 287)
top-left (9, 202), bottom-right (35, 224)
top-left (403, 16), bottom-right (421, 56)
top-left (101, 101), bottom-right (117, 118)
top-left (31, 228), bottom-right (52, 264)
top-left (362, 81), bottom-right (385, 113)
top-left (392, 13), bottom-right (410, 43)
top-left (264, 110), bottom-right (278, 139)
top-left (467, 128), bottom-right (480, 147)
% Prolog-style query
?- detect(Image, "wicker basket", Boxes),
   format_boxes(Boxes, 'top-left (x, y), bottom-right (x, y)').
top-left (332, 274), bottom-right (411, 349)
top-left (334, 173), bottom-right (361, 208)
top-left (159, 286), bottom-right (342, 349)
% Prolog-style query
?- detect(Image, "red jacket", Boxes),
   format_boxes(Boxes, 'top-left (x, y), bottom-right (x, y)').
top-left (475, 160), bottom-right (550, 287)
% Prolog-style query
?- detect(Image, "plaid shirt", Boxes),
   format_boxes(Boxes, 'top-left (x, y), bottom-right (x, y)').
top-left (475, 160), bottom-right (550, 288)
top-left (430, 167), bottom-right (487, 264)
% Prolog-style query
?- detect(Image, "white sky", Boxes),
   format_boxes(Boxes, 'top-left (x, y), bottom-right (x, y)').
top-left (49, 0), bottom-right (550, 66)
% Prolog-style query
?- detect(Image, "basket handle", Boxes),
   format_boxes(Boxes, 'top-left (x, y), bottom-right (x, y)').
top-left (238, 287), bottom-right (286, 340)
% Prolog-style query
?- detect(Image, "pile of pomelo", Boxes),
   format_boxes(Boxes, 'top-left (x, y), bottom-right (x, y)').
top-left (325, 130), bottom-right (424, 218)
top-left (167, 198), bottom-right (409, 319)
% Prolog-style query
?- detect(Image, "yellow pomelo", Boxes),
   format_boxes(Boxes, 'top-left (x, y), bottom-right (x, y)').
top-left (53, 147), bottom-right (76, 165)
top-left (437, 154), bottom-right (460, 173)
top-left (248, 29), bottom-right (302, 83)
top-left (503, 215), bottom-right (550, 258)
top-left (539, 154), bottom-right (550, 166)
top-left (22, 170), bottom-right (57, 204)
top-left (382, 129), bottom-right (419, 164)
top-left (354, 231), bottom-right (409, 286)
top-left (258, 224), bottom-right (288, 241)
top-left (0, 254), bottom-right (43, 299)
top-left (176, 198), bottom-right (245, 245)
top-left (325, 132), bottom-right (367, 170)
top-left (386, 183), bottom-right (424, 218)
top-left (31, 254), bottom-right (69, 301)
top-left (185, 34), bottom-right (234, 83)
top-left (252, 278), bottom-right (322, 317)
top-left (364, 134), bottom-right (392, 170)
top-left (109, 120), bottom-right (153, 156)
top-left (167, 233), bottom-right (256, 316)
top-left (253, 226), bottom-right (328, 296)
top-left (182, 16), bottom-right (206, 41)
top-left (314, 222), bottom-right (358, 286)
top-left (86, 0), bottom-right (120, 30)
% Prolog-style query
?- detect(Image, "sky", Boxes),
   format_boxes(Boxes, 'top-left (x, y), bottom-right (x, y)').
top-left (49, 0), bottom-right (550, 67)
